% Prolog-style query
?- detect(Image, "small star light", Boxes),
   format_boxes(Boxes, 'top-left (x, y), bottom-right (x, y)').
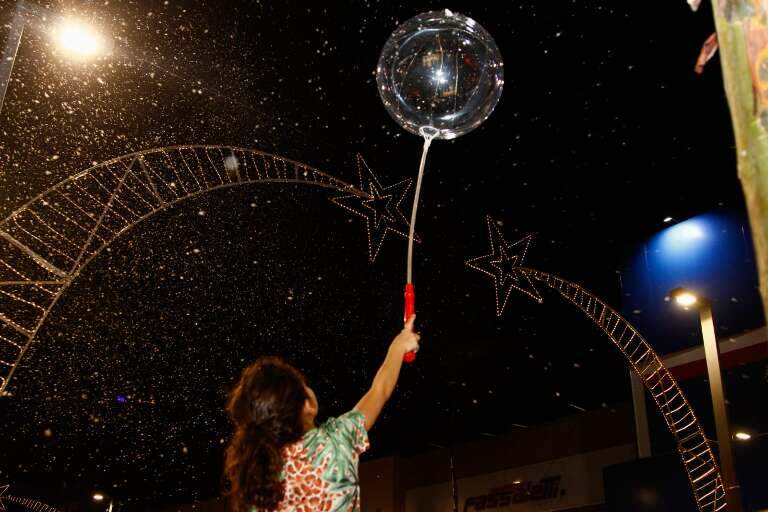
top-left (331, 154), bottom-right (417, 262)
top-left (465, 215), bottom-right (543, 316)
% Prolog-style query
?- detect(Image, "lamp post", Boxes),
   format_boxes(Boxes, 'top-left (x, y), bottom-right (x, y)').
top-left (0, 2), bottom-right (30, 117)
top-left (670, 288), bottom-right (743, 512)
top-left (0, 1), bottom-right (109, 116)
top-left (92, 492), bottom-right (114, 512)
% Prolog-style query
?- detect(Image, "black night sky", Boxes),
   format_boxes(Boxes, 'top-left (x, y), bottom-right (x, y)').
top-left (0, 0), bottom-right (765, 508)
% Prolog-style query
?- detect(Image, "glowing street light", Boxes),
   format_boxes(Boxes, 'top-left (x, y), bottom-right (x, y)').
top-left (734, 431), bottom-right (752, 441)
top-left (670, 287), bottom-right (743, 512)
top-left (54, 19), bottom-right (106, 59)
top-left (671, 288), bottom-right (698, 308)
top-left (0, 2), bottom-right (110, 116)
top-left (92, 492), bottom-right (114, 512)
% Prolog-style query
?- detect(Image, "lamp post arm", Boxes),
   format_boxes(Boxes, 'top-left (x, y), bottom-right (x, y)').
top-left (0, 4), bottom-right (27, 118)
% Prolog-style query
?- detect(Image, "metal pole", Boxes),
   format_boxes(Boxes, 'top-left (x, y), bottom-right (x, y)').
top-left (449, 446), bottom-right (458, 512)
top-left (0, 4), bottom-right (26, 117)
top-left (699, 303), bottom-right (743, 512)
top-left (629, 370), bottom-right (652, 458)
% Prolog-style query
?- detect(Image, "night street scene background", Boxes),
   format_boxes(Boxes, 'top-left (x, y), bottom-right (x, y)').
top-left (0, 1), bottom-right (766, 511)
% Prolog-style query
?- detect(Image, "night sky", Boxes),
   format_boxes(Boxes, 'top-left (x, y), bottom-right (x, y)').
top-left (0, 0), bottom-right (762, 507)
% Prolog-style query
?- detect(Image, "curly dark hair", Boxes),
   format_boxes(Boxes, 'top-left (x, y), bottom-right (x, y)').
top-left (224, 356), bottom-right (309, 512)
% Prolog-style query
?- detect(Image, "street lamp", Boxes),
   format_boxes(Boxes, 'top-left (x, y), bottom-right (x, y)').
top-left (92, 492), bottom-right (114, 512)
top-left (669, 287), bottom-right (743, 512)
top-left (53, 19), bottom-right (107, 59)
top-left (733, 429), bottom-right (768, 442)
top-left (672, 289), bottom-right (698, 308)
top-left (0, 1), bottom-right (109, 116)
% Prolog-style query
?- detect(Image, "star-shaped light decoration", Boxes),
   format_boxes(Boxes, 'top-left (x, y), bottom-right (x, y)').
top-left (331, 154), bottom-right (417, 262)
top-left (0, 484), bottom-right (8, 511)
top-left (465, 215), bottom-right (543, 316)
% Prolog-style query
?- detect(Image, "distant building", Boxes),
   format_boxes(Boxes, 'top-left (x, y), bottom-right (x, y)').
top-left (360, 404), bottom-right (636, 512)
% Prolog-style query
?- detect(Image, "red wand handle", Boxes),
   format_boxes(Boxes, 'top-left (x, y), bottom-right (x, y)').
top-left (403, 283), bottom-right (416, 363)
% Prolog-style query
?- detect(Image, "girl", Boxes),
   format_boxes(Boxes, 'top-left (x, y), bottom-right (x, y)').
top-left (224, 316), bottom-right (420, 512)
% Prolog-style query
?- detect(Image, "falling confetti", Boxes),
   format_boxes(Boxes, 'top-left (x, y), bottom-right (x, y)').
top-left (0, 1), bottom-right (759, 508)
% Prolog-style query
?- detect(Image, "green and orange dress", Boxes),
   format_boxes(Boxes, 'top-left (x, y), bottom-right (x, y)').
top-left (277, 410), bottom-right (369, 512)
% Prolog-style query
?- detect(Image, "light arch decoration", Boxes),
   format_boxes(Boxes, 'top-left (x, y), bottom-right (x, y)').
top-left (466, 215), bottom-right (727, 512)
top-left (0, 145), bottom-right (371, 396)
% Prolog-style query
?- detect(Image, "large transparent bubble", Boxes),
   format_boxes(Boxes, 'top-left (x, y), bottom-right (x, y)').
top-left (376, 10), bottom-right (504, 140)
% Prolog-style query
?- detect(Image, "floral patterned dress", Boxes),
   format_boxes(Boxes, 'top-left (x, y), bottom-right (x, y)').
top-left (276, 410), bottom-right (369, 512)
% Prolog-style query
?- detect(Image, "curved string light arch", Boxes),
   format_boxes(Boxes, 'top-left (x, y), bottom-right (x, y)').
top-left (466, 215), bottom-right (728, 512)
top-left (0, 145), bottom-right (376, 396)
top-left (0, 485), bottom-right (63, 512)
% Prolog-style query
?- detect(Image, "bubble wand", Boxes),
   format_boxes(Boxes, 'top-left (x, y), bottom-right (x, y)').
top-left (376, 9), bottom-right (504, 361)
top-left (403, 126), bottom-right (438, 361)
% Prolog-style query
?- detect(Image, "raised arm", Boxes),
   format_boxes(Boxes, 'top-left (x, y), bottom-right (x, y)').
top-left (355, 316), bottom-right (420, 431)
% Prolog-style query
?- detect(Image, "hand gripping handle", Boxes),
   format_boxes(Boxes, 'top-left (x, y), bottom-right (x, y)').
top-left (403, 283), bottom-right (416, 363)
